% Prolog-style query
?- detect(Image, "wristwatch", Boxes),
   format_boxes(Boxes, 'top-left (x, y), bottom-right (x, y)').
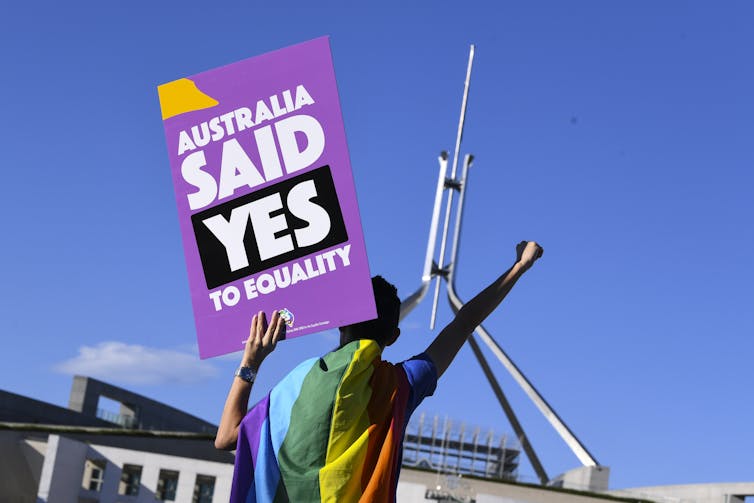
top-left (235, 366), bottom-right (257, 383)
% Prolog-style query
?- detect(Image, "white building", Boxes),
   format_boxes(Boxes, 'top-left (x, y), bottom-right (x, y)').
top-left (1, 376), bottom-right (232, 502)
top-left (2, 376), bottom-right (752, 503)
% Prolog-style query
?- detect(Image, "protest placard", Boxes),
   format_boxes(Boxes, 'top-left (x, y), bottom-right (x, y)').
top-left (158, 37), bottom-right (376, 358)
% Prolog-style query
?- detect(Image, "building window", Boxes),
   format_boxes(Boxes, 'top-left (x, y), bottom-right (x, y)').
top-left (82, 459), bottom-right (106, 491)
top-left (118, 464), bottom-right (142, 496)
top-left (192, 474), bottom-right (215, 503)
top-left (156, 469), bottom-right (179, 501)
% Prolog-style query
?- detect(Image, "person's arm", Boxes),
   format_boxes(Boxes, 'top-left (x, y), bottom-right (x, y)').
top-left (425, 241), bottom-right (543, 378)
top-left (214, 310), bottom-right (285, 450)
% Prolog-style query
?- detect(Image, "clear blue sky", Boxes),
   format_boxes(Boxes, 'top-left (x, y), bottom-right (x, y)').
top-left (1, 1), bottom-right (752, 490)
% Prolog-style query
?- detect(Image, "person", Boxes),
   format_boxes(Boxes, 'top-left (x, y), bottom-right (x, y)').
top-left (216, 241), bottom-right (543, 502)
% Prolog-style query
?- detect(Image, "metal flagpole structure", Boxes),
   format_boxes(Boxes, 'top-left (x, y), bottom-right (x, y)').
top-left (399, 45), bottom-right (600, 485)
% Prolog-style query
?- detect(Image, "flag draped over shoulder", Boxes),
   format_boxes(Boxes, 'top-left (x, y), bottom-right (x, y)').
top-left (231, 339), bottom-right (412, 503)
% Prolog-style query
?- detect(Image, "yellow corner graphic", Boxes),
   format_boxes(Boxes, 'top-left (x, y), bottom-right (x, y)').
top-left (158, 78), bottom-right (219, 120)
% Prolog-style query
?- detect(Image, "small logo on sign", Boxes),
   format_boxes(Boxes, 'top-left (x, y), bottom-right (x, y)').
top-left (279, 308), bottom-right (295, 328)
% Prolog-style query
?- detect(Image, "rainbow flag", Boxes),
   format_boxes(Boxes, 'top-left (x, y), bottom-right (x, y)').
top-left (231, 339), bottom-right (431, 502)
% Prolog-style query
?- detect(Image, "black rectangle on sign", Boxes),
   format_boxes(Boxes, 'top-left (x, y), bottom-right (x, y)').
top-left (192, 165), bottom-right (348, 289)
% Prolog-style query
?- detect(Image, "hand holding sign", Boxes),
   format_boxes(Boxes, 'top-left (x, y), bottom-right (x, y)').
top-left (241, 311), bottom-right (286, 370)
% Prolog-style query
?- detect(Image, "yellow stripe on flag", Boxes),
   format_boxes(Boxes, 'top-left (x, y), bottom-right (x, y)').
top-left (319, 340), bottom-right (379, 501)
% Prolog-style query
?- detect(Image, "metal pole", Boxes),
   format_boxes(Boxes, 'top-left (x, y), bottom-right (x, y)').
top-left (466, 335), bottom-right (549, 483)
top-left (462, 321), bottom-right (599, 467)
top-left (456, 423), bottom-right (465, 473)
top-left (429, 45), bottom-right (475, 329)
top-left (447, 153), bottom-right (473, 284)
top-left (400, 152), bottom-right (448, 320)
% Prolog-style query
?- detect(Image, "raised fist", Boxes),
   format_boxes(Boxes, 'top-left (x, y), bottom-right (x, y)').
top-left (516, 241), bottom-right (543, 270)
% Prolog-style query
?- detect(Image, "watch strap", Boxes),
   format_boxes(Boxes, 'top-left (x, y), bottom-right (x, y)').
top-left (235, 366), bottom-right (257, 383)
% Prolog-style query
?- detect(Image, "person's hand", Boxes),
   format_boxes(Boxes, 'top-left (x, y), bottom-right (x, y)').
top-left (516, 241), bottom-right (543, 271)
top-left (241, 310), bottom-right (285, 369)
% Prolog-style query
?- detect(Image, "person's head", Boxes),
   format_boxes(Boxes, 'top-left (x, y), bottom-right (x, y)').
top-left (339, 276), bottom-right (401, 348)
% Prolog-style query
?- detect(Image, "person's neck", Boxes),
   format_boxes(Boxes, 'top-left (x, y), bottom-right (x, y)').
top-left (337, 336), bottom-right (383, 351)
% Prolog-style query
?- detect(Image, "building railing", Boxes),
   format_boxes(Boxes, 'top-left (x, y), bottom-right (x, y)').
top-left (402, 413), bottom-right (520, 481)
top-left (96, 408), bottom-right (137, 428)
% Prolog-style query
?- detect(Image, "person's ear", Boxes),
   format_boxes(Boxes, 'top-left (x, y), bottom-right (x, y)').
top-left (386, 327), bottom-right (401, 347)
top-left (338, 328), bottom-right (348, 347)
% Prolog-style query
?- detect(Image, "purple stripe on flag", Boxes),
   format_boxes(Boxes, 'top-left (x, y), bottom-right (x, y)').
top-left (230, 394), bottom-right (270, 502)
top-left (246, 394), bottom-right (270, 467)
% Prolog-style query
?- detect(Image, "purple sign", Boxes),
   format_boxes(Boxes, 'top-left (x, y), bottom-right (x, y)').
top-left (158, 37), bottom-right (376, 359)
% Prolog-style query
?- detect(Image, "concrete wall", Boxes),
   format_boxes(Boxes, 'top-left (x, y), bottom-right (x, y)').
top-left (2, 375), bottom-right (216, 433)
top-left (19, 437), bottom-right (45, 496)
top-left (34, 434), bottom-right (233, 502)
top-left (0, 389), bottom-right (110, 427)
top-left (38, 435), bottom-right (90, 502)
top-left (62, 432), bottom-right (233, 464)
top-left (476, 496), bottom-right (534, 503)
top-left (550, 466), bottom-right (611, 492)
top-left (611, 483), bottom-right (754, 503)
top-left (0, 432), bottom-right (42, 502)
top-left (399, 468), bottom-right (645, 503)
top-left (68, 376), bottom-right (217, 433)
top-left (396, 481), bottom-right (430, 502)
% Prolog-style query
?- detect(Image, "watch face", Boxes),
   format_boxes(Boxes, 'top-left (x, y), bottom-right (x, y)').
top-left (237, 367), bottom-right (255, 382)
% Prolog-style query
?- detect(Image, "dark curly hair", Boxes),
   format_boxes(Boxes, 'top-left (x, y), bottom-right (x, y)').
top-left (339, 276), bottom-right (400, 347)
